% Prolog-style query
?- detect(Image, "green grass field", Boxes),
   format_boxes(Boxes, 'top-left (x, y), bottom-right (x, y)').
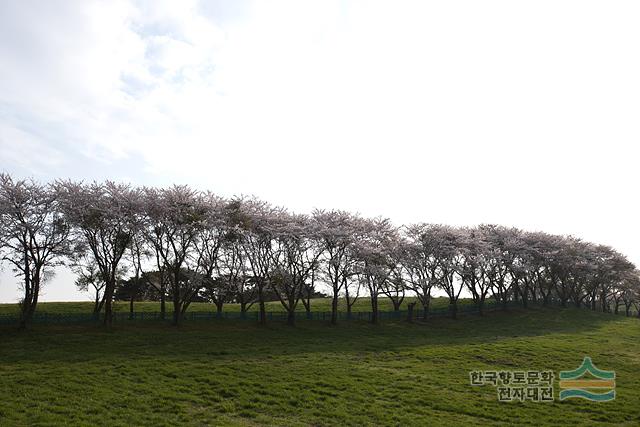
top-left (1, 305), bottom-right (639, 426)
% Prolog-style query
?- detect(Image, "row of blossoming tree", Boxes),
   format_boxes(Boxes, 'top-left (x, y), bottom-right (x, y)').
top-left (1, 173), bottom-right (639, 328)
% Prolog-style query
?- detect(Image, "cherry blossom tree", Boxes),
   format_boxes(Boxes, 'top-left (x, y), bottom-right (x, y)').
top-left (456, 227), bottom-right (491, 315)
top-left (0, 174), bottom-right (70, 327)
top-left (592, 246), bottom-right (635, 312)
top-left (516, 231), bottom-right (550, 307)
top-left (476, 225), bottom-right (513, 311)
top-left (353, 218), bottom-right (398, 324)
top-left (192, 192), bottom-right (227, 315)
top-left (268, 213), bottom-right (322, 326)
top-left (418, 224), bottom-right (465, 319)
top-left (56, 181), bottom-right (140, 326)
top-left (217, 236), bottom-right (255, 316)
top-left (142, 185), bottom-right (206, 326)
top-left (380, 267), bottom-right (405, 312)
top-left (2, 172), bottom-right (638, 325)
top-left (620, 271), bottom-right (640, 316)
top-left (531, 232), bottom-right (561, 305)
top-left (399, 224), bottom-right (440, 320)
top-left (313, 209), bottom-right (363, 324)
top-left (227, 197), bottom-right (282, 325)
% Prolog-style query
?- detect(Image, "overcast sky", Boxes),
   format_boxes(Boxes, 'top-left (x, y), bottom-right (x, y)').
top-left (1, 0), bottom-right (639, 303)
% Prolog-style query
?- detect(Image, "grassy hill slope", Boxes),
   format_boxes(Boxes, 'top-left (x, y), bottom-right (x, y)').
top-left (0, 307), bottom-right (638, 425)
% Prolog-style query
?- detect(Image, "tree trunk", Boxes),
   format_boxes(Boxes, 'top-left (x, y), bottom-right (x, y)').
top-left (406, 302), bottom-right (415, 323)
top-left (215, 301), bottom-right (224, 317)
top-left (18, 253), bottom-right (31, 329)
top-left (304, 302), bottom-right (312, 319)
top-left (421, 299), bottom-right (430, 321)
top-left (94, 291), bottom-right (101, 314)
top-left (240, 302), bottom-right (248, 319)
top-left (22, 278), bottom-right (39, 329)
top-left (370, 295), bottom-right (378, 324)
top-left (104, 299), bottom-right (113, 327)
top-left (18, 296), bottom-right (33, 329)
top-left (258, 283), bottom-right (267, 325)
top-left (172, 277), bottom-right (181, 326)
top-left (331, 291), bottom-right (339, 325)
top-left (129, 296), bottom-right (134, 320)
top-left (160, 285), bottom-right (166, 321)
top-left (287, 309), bottom-right (295, 326)
top-left (450, 300), bottom-right (458, 319)
top-left (103, 275), bottom-right (115, 328)
top-left (172, 302), bottom-right (180, 326)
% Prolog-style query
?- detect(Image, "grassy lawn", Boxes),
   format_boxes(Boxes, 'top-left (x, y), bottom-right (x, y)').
top-left (0, 307), bottom-right (638, 426)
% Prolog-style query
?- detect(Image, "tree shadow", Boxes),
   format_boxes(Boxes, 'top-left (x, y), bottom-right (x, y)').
top-left (0, 306), bottom-right (633, 365)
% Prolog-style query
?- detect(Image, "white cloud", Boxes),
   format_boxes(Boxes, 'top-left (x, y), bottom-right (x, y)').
top-left (0, 0), bottom-right (639, 302)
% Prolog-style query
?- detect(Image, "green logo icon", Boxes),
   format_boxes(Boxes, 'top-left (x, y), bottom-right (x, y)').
top-left (559, 357), bottom-right (615, 401)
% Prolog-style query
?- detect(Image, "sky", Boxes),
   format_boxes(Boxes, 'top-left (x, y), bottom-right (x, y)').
top-left (0, 0), bottom-right (639, 303)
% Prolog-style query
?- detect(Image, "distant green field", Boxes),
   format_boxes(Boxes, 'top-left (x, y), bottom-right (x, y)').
top-left (0, 296), bottom-right (475, 315)
top-left (1, 307), bottom-right (638, 425)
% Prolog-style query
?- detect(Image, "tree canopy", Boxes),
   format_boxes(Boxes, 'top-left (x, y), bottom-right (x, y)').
top-left (1, 173), bottom-right (638, 326)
